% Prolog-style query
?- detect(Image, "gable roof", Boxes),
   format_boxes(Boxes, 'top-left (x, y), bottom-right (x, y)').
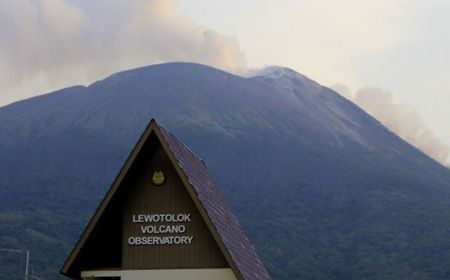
top-left (61, 119), bottom-right (271, 280)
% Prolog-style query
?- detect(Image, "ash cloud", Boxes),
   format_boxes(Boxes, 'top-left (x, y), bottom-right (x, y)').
top-left (0, 0), bottom-right (246, 105)
top-left (333, 84), bottom-right (450, 166)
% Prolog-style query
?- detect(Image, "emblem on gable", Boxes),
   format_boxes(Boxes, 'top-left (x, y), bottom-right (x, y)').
top-left (152, 170), bottom-right (166, 186)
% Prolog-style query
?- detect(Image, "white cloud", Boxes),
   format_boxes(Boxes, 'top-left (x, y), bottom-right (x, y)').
top-left (0, 0), bottom-right (246, 105)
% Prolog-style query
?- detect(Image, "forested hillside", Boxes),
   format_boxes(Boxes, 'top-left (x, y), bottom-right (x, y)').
top-left (1, 63), bottom-right (449, 280)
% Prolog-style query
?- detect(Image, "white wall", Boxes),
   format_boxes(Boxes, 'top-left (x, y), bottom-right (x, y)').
top-left (81, 268), bottom-right (237, 280)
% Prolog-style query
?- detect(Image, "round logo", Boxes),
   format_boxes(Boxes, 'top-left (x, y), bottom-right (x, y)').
top-left (152, 170), bottom-right (166, 186)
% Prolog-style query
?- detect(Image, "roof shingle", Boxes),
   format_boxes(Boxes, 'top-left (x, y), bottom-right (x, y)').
top-left (158, 122), bottom-right (271, 280)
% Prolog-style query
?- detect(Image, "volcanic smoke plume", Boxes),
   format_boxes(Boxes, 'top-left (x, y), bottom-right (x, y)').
top-left (333, 84), bottom-right (450, 166)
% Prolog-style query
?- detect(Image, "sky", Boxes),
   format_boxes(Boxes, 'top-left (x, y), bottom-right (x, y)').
top-left (0, 0), bottom-right (449, 164)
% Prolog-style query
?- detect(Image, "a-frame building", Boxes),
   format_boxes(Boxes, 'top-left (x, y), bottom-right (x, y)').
top-left (61, 119), bottom-right (271, 280)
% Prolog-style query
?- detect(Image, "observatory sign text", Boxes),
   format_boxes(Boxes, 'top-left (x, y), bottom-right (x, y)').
top-left (127, 213), bottom-right (194, 246)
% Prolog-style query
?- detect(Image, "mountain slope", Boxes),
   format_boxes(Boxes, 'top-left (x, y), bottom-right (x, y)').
top-left (0, 62), bottom-right (449, 280)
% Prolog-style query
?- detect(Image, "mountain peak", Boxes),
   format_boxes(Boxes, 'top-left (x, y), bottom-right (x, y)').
top-left (252, 66), bottom-right (322, 92)
top-left (252, 65), bottom-right (311, 82)
top-left (255, 66), bottom-right (303, 79)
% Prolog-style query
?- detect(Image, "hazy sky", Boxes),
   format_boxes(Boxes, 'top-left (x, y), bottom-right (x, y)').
top-left (0, 0), bottom-right (449, 164)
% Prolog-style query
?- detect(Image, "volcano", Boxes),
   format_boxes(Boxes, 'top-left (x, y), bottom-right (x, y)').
top-left (0, 63), bottom-right (449, 280)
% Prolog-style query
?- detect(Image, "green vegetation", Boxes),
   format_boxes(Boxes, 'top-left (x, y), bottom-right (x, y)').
top-left (1, 63), bottom-right (449, 280)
